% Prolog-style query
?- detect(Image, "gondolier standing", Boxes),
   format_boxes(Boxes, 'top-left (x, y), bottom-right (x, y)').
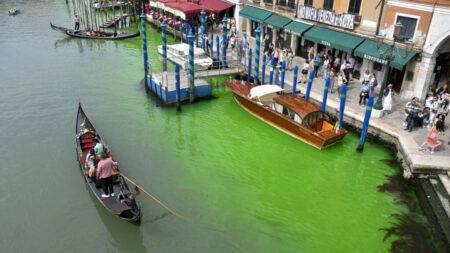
top-left (74, 14), bottom-right (80, 31)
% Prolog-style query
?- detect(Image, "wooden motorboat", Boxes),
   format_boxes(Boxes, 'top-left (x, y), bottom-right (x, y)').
top-left (157, 43), bottom-right (213, 71)
top-left (50, 23), bottom-right (139, 40)
top-left (75, 104), bottom-right (141, 224)
top-left (225, 80), bottom-right (347, 149)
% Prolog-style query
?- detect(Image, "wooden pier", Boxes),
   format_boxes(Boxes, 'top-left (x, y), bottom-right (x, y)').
top-left (146, 67), bottom-right (242, 104)
top-left (100, 14), bottom-right (130, 28)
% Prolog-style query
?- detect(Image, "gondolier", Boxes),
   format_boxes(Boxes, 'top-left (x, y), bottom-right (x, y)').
top-left (74, 15), bottom-right (80, 31)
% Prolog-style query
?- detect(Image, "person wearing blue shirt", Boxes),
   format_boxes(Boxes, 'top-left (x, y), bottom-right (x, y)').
top-left (359, 82), bottom-right (370, 105)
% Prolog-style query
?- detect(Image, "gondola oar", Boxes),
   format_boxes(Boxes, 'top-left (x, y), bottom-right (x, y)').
top-left (120, 173), bottom-right (190, 222)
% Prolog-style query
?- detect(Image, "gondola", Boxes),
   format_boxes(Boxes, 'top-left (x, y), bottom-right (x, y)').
top-left (50, 23), bottom-right (139, 40)
top-left (75, 104), bottom-right (141, 225)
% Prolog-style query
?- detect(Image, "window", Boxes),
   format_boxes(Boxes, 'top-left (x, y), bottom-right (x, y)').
top-left (396, 16), bottom-right (417, 41)
top-left (287, 0), bottom-right (296, 8)
top-left (348, 0), bottom-right (361, 14)
top-left (277, 0), bottom-right (286, 6)
top-left (264, 0), bottom-right (273, 4)
top-left (304, 0), bottom-right (313, 6)
top-left (323, 0), bottom-right (334, 10)
top-left (373, 62), bottom-right (383, 71)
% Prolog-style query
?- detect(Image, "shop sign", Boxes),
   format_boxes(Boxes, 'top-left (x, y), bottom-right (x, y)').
top-left (321, 40), bottom-right (331, 47)
top-left (297, 6), bottom-right (355, 30)
top-left (363, 54), bottom-right (388, 65)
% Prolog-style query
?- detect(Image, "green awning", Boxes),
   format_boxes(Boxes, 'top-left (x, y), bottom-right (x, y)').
top-left (264, 13), bottom-right (292, 29)
top-left (354, 40), bottom-right (417, 70)
top-left (239, 6), bottom-right (272, 23)
top-left (284, 20), bottom-right (312, 36)
top-left (303, 27), bottom-right (365, 52)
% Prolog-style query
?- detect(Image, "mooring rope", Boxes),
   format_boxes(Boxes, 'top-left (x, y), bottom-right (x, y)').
top-left (120, 173), bottom-right (190, 222)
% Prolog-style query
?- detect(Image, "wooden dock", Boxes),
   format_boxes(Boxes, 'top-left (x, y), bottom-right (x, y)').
top-left (100, 14), bottom-right (130, 28)
top-left (146, 67), bottom-right (242, 104)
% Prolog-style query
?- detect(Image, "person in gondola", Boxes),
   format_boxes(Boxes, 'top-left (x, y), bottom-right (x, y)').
top-left (113, 23), bottom-right (117, 37)
top-left (85, 149), bottom-right (97, 178)
top-left (94, 138), bottom-right (107, 158)
top-left (74, 14), bottom-right (81, 31)
top-left (97, 154), bottom-right (117, 198)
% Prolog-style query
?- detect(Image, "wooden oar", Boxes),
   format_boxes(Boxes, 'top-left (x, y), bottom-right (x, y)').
top-left (120, 173), bottom-right (190, 221)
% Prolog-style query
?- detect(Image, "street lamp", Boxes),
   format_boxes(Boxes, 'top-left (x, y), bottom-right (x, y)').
top-left (372, 22), bottom-right (410, 112)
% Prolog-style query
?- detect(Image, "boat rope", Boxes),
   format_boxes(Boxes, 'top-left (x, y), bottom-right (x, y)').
top-left (120, 173), bottom-right (190, 222)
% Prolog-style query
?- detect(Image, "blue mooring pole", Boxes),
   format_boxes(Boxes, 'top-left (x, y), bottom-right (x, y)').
top-left (261, 54), bottom-right (267, 85)
top-left (161, 19), bottom-right (167, 72)
top-left (254, 27), bottom-right (261, 85)
top-left (269, 57), bottom-right (275, 84)
top-left (185, 23), bottom-right (189, 41)
top-left (216, 35), bottom-right (220, 67)
top-left (321, 75), bottom-right (330, 112)
top-left (305, 69), bottom-right (314, 101)
top-left (175, 64), bottom-right (181, 111)
top-left (275, 67), bottom-right (279, 86)
top-left (200, 9), bottom-right (206, 50)
top-left (188, 31), bottom-right (195, 102)
top-left (280, 60), bottom-right (286, 91)
top-left (339, 83), bottom-right (347, 128)
top-left (180, 21), bottom-right (183, 43)
top-left (209, 32), bottom-right (213, 56)
top-left (292, 65), bottom-right (299, 95)
top-left (194, 26), bottom-right (199, 47)
top-left (140, 12), bottom-right (148, 87)
top-left (222, 15), bottom-right (228, 67)
top-left (247, 48), bottom-right (252, 82)
top-left (357, 96), bottom-right (374, 151)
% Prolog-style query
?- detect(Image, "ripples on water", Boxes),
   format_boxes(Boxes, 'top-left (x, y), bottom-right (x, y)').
top-left (0, 1), bottom-right (415, 252)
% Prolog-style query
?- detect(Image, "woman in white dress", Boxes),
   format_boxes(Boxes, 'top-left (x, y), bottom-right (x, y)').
top-left (383, 84), bottom-right (393, 112)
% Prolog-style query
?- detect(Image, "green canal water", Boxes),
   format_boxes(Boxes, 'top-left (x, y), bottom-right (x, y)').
top-left (0, 1), bottom-right (420, 252)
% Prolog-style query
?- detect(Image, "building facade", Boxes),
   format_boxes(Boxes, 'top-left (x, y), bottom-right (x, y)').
top-left (239, 0), bottom-right (450, 100)
top-left (379, 0), bottom-right (450, 99)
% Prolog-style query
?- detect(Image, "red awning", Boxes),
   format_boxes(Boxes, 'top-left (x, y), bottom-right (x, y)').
top-left (200, 0), bottom-right (234, 13)
top-left (165, 1), bottom-right (203, 17)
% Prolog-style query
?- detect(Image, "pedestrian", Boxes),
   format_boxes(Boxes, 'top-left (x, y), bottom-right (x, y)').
top-left (359, 82), bottom-right (370, 105)
top-left (337, 71), bottom-right (347, 99)
top-left (427, 96), bottom-right (439, 127)
top-left (383, 84), bottom-right (394, 113)
top-left (361, 69), bottom-right (371, 84)
top-left (313, 54), bottom-right (322, 77)
top-left (405, 97), bottom-right (422, 132)
top-left (328, 69), bottom-right (336, 94)
top-left (369, 74), bottom-right (378, 96)
top-left (74, 14), bottom-right (81, 31)
top-left (300, 60), bottom-right (310, 84)
top-left (418, 122), bottom-right (444, 154)
top-left (287, 48), bottom-right (294, 70)
top-left (347, 55), bottom-right (355, 80)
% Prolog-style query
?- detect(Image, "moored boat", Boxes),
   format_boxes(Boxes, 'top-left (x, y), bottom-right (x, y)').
top-left (75, 104), bottom-right (141, 224)
top-left (50, 23), bottom-right (139, 40)
top-left (157, 43), bottom-right (213, 71)
top-left (225, 80), bottom-right (347, 149)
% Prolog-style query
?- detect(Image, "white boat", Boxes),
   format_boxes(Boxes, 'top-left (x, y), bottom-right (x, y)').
top-left (157, 43), bottom-right (213, 71)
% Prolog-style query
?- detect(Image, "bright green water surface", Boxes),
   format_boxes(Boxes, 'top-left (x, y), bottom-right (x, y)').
top-left (0, 1), bottom-right (408, 252)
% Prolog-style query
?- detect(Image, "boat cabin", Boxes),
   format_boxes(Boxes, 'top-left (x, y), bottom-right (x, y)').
top-left (249, 85), bottom-right (335, 133)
